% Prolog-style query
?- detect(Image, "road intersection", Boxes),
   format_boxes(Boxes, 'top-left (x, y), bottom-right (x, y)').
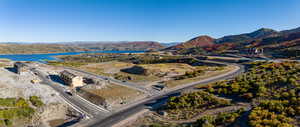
top-left (81, 63), bottom-right (244, 127)
top-left (25, 61), bottom-right (244, 127)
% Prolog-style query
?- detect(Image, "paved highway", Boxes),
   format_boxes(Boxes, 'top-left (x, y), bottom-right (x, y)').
top-left (81, 63), bottom-right (244, 127)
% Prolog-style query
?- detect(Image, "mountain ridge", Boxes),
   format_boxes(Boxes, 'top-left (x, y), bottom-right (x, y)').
top-left (166, 26), bottom-right (300, 59)
top-left (0, 41), bottom-right (165, 54)
top-left (166, 35), bottom-right (215, 50)
top-left (215, 28), bottom-right (280, 44)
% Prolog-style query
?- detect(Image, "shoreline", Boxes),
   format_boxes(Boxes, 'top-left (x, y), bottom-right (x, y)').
top-left (0, 50), bottom-right (146, 62)
top-left (0, 50), bottom-right (145, 55)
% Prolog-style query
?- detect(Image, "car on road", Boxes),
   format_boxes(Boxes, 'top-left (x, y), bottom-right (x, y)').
top-left (65, 89), bottom-right (73, 96)
top-left (66, 91), bottom-right (73, 96)
top-left (152, 84), bottom-right (165, 91)
top-left (120, 101), bottom-right (127, 104)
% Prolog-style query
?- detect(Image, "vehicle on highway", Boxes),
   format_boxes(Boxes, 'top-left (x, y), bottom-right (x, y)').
top-left (120, 101), bottom-right (127, 104)
top-left (65, 89), bottom-right (73, 96)
top-left (152, 84), bottom-right (165, 91)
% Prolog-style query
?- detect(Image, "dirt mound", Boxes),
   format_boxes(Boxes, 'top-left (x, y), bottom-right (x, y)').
top-left (121, 65), bottom-right (149, 75)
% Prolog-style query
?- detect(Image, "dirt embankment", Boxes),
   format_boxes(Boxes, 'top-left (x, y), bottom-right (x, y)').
top-left (0, 67), bottom-right (71, 127)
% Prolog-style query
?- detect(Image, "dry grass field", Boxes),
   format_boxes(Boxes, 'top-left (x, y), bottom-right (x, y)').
top-left (165, 65), bottom-right (236, 88)
top-left (138, 63), bottom-right (195, 76)
top-left (50, 59), bottom-right (236, 88)
top-left (114, 72), bottom-right (160, 83)
top-left (81, 84), bottom-right (144, 108)
top-left (77, 62), bottom-right (198, 84)
top-left (206, 56), bottom-right (244, 62)
top-left (78, 61), bottom-right (134, 75)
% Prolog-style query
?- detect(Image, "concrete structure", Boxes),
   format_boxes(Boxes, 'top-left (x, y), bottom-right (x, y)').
top-left (14, 62), bottom-right (30, 75)
top-left (248, 48), bottom-right (264, 55)
top-left (60, 70), bottom-right (84, 88)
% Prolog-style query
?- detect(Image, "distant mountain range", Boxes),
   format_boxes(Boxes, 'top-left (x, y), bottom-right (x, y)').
top-left (0, 43), bottom-right (85, 54)
top-left (165, 27), bottom-right (300, 59)
top-left (280, 27), bottom-right (300, 35)
top-left (215, 28), bottom-right (279, 44)
top-left (0, 41), bottom-right (165, 54)
top-left (1, 26), bottom-right (299, 58)
top-left (160, 42), bottom-right (181, 47)
top-left (66, 41), bottom-right (164, 51)
top-left (249, 32), bottom-right (300, 59)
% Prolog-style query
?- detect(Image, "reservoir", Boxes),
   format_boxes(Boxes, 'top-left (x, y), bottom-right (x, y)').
top-left (0, 50), bottom-right (144, 62)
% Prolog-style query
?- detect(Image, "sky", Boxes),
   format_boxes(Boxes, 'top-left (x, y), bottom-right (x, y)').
top-left (0, 0), bottom-right (299, 43)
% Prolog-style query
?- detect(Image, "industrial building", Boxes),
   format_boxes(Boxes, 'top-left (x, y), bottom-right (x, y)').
top-left (60, 70), bottom-right (84, 88)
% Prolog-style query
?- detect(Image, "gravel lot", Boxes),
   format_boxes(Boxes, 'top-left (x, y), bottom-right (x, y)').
top-left (0, 67), bottom-right (72, 127)
top-left (0, 68), bottom-right (63, 104)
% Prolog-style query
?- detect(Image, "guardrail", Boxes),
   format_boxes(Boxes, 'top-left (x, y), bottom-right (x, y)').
top-left (59, 94), bottom-right (92, 119)
top-left (74, 94), bottom-right (110, 113)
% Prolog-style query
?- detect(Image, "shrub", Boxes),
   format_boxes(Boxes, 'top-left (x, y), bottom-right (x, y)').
top-left (16, 107), bottom-right (35, 118)
top-left (0, 97), bottom-right (36, 126)
top-left (4, 119), bottom-right (12, 126)
top-left (248, 107), bottom-right (294, 127)
top-left (149, 123), bottom-right (165, 127)
top-left (195, 109), bottom-right (244, 127)
top-left (0, 98), bottom-right (16, 107)
top-left (29, 96), bottom-right (44, 107)
top-left (15, 98), bottom-right (29, 108)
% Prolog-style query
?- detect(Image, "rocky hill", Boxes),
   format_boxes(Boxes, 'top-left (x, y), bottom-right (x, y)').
top-left (165, 28), bottom-right (280, 51)
top-left (215, 27), bottom-right (300, 58)
top-left (248, 32), bottom-right (300, 59)
top-left (166, 36), bottom-right (215, 50)
top-left (166, 26), bottom-right (300, 59)
top-left (215, 28), bottom-right (280, 44)
top-left (280, 27), bottom-right (300, 35)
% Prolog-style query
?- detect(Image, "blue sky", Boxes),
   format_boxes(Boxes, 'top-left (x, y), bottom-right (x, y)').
top-left (0, 0), bottom-right (299, 42)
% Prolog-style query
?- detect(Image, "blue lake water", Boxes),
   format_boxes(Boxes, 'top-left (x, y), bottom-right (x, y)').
top-left (0, 50), bottom-right (144, 62)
